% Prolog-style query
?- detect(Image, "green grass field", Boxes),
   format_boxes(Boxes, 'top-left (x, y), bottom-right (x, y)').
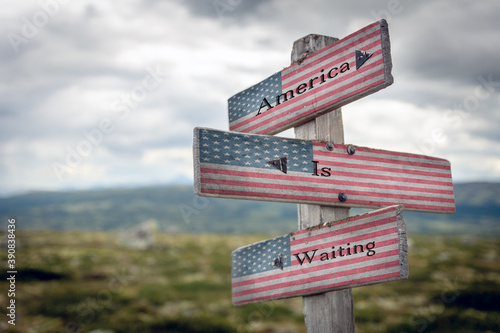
top-left (1, 231), bottom-right (499, 332)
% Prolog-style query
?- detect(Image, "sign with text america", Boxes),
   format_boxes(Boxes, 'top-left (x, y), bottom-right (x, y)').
top-left (228, 20), bottom-right (393, 135)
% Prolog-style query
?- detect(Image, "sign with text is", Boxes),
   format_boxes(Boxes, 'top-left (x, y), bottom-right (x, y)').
top-left (193, 127), bottom-right (455, 214)
top-left (231, 205), bottom-right (408, 305)
top-left (228, 20), bottom-right (393, 135)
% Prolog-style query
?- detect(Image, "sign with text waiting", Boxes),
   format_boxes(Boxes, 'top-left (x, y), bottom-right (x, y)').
top-left (228, 20), bottom-right (393, 135)
top-left (231, 205), bottom-right (408, 305)
top-left (193, 127), bottom-right (455, 214)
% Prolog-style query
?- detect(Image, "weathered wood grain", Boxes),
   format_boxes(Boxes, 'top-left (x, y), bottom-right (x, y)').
top-left (192, 126), bottom-right (456, 214)
top-left (228, 20), bottom-right (393, 135)
top-left (231, 205), bottom-right (409, 306)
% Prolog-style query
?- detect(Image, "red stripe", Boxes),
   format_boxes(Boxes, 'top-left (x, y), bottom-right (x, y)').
top-left (201, 177), bottom-right (454, 203)
top-left (233, 260), bottom-right (400, 297)
top-left (290, 220), bottom-right (396, 247)
top-left (201, 187), bottom-right (455, 212)
top-left (233, 247), bottom-right (399, 288)
top-left (200, 167), bottom-right (453, 194)
top-left (314, 150), bottom-right (450, 171)
top-left (292, 205), bottom-right (396, 235)
top-left (233, 271), bottom-right (400, 305)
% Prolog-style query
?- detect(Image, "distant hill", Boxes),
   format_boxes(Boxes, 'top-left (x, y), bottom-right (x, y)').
top-left (0, 182), bottom-right (499, 235)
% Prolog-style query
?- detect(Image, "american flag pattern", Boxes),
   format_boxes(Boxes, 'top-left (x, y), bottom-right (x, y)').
top-left (228, 20), bottom-right (393, 135)
top-left (231, 205), bottom-right (408, 305)
top-left (194, 127), bottom-right (455, 214)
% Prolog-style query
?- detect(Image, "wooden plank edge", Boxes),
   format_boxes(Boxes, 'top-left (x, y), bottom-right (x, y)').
top-left (193, 127), bottom-right (202, 196)
top-left (396, 204), bottom-right (409, 279)
top-left (194, 190), bottom-right (453, 214)
top-left (379, 19), bottom-right (394, 86)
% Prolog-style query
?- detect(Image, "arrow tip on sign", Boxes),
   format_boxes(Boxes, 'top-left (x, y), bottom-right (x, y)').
top-left (267, 157), bottom-right (288, 174)
top-left (355, 49), bottom-right (373, 70)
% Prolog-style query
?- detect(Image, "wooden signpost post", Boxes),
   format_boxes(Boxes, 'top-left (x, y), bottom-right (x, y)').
top-left (231, 205), bottom-right (408, 305)
top-left (192, 19), bottom-right (455, 332)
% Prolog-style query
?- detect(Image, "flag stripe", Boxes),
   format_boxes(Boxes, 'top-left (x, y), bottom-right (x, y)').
top-left (200, 178), bottom-right (455, 204)
top-left (234, 271), bottom-right (401, 305)
top-left (201, 165), bottom-right (452, 190)
top-left (234, 260), bottom-right (400, 297)
top-left (200, 167), bottom-right (453, 194)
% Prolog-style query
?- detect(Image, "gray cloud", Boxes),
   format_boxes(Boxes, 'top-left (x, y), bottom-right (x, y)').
top-left (1, 0), bottom-right (499, 195)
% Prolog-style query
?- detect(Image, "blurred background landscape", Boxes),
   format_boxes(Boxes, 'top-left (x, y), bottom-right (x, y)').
top-left (1, 182), bottom-right (499, 235)
top-left (1, 0), bottom-right (500, 332)
top-left (0, 182), bottom-right (499, 332)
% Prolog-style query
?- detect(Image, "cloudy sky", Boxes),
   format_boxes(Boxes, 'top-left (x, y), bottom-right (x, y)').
top-left (1, 0), bottom-right (499, 197)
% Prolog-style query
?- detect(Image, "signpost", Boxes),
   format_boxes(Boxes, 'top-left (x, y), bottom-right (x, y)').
top-left (193, 127), bottom-right (455, 214)
top-left (191, 19), bottom-right (455, 332)
top-left (228, 20), bottom-right (393, 135)
top-left (231, 205), bottom-right (408, 305)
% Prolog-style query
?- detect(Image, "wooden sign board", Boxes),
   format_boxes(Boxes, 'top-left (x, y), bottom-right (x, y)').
top-left (193, 127), bottom-right (455, 214)
top-left (228, 20), bottom-right (393, 135)
top-left (231, 205), bottom-right (408, 305)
